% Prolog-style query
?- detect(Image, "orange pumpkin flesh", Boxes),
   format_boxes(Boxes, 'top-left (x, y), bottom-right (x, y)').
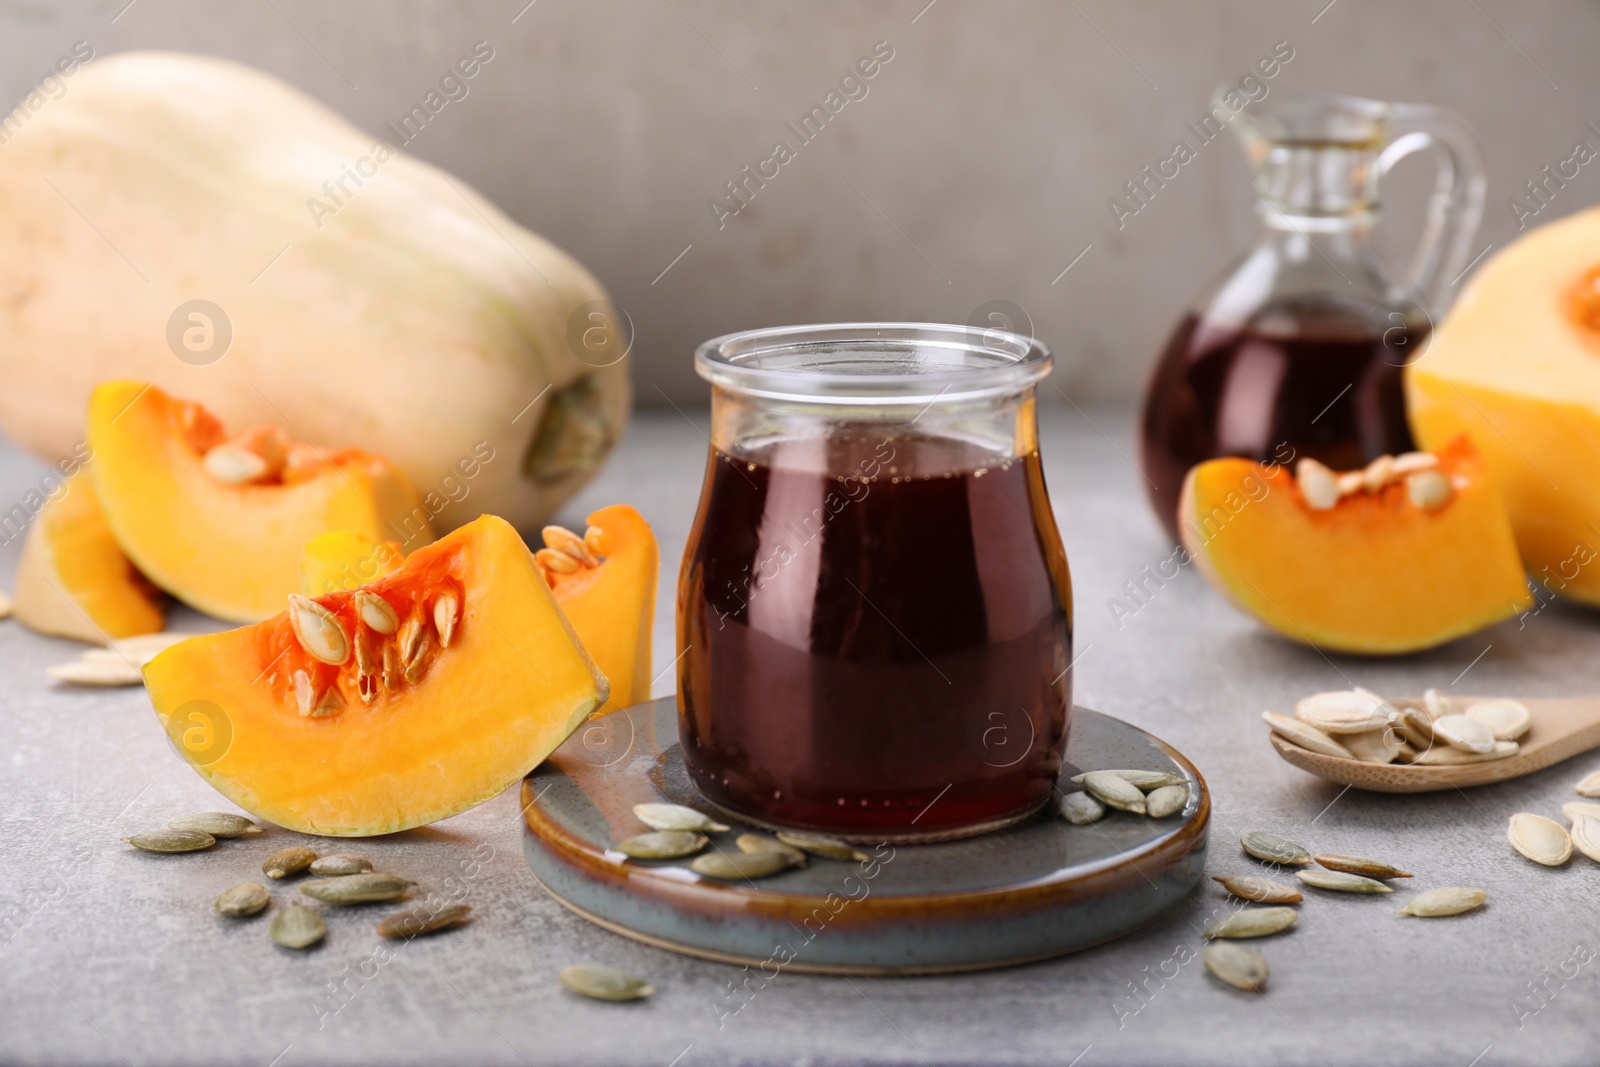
top-left (1180, 438), bottom-right (1531, 655)
top-left (87, 381), bottom-right (431, 623)
top-left (12, 473), bottom-right (163, 644)
top-left (300, 530), bottom-right (405, 596)
top-left (541, 505), bottom-right (658, 716)
top-left (142, 515), bottom-right (608, 836)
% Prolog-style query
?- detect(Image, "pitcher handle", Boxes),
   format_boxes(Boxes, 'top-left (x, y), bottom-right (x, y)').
top-left (1375, 104), bottom-right (1488, 314)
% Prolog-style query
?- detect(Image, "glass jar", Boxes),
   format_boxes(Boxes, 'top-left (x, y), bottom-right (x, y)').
top-left (677, 323), bottom-right (1073, 843)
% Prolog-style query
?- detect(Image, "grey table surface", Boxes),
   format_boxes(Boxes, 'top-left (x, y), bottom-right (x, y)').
top-left (2, 406), bottom-right (1597, 1067)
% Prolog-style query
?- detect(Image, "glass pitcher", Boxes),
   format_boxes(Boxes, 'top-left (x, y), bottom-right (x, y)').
top-left (1140, 87), bottom-right (1486, 541)
top-left (679, 324), bottom-right (1073, 843)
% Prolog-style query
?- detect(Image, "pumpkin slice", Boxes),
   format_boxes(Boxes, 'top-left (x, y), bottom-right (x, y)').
top-left (87, 381), bottom-right (430, 622)
top-left (537, 505), bottom-right (658, 716)
top-left (13, 473), bottom-right (164, 644)
top-left (1180, 438), bottom-right (1530, 654)
top-left (143, 514), bottom-right (608, 836)
top-left (300, 530), bottom-right (405, 596)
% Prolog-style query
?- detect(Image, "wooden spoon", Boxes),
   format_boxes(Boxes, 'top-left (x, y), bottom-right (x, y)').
top-left (1269, 696), bottom-right (1600, 793)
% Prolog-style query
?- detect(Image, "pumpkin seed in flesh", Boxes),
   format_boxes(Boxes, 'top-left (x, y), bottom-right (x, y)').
top-left (1569, 815), bottom-right (1600, 864)
top-left (1576, 770), bottom-right (1600, 798)
top-left (1069, 769), bottom-right (1182, 791)
top-left (1146, 784), bottom-right (1188, 818)
top-left (1432, 714), bottom-right (1496, 754)
top-left (775, 831), bottom-right (870, 862)
top-left (1059, 791), bottom-right (1105, 825)
top-left (1296, 869), bottom-right (1392, 894)
top-left (1212, 874), bottom-right (1302, 904)
top-left (690, 850), bottom-right (788, 880)
top-left (1261, 711), bottom-right (1353, 759)
top-left (616, 831), bottom-right (708, 860)
top-left (1082, 771), bottom-right (1146, 814)
top-left (377, 903), bottom-right (472, 938)
top-left (124, 829), bottom-right (216, 853)
top-left (1465, 699), bottom-right (1531, 742)
top-left (286, 594), bottom-right (350, 665)
top-left (168, 812), bottom-right (262, 839)
top-left (631, 803), bottom-right (730, 833)
top-left (271, 904), bottom-right (325, 949)
top-left (559, 963), bottom-right (654, 1001)
top-left (1294, 690), bottom-right (1389, 735)
top-left (1204, 907), bottom-right (1298, 939)
top-left (1397, 887), bottom-right (1486, 917)
top-left (309, 853), bottom-right (373, 876)
top-left (1240, 831), bottom-right (1312, 866)
top-left (1204, 941), bottom-right (1269, 992)
top-left (47, 660), bottom-right (144, 686)
top-left (735, 834), bottom-right (806, 868)
top-left (1314, 853), bottom-right (1412, 879)
top-left (216, 882), bottom-right (271, 917)
top-left (1340, 726), bottom-right (1401, 765)
top-left (1412, 741), bottom-right (1517, 765)
top-left (300, 873), bottom-right (415, 904)
top-left (263, 846), bottom-right (317, 879)
top-left (1508, 813), bottom-right (1571, 867)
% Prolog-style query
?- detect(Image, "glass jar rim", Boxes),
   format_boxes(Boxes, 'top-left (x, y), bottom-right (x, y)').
top-left (694, 322), bottom-right (1052, 406)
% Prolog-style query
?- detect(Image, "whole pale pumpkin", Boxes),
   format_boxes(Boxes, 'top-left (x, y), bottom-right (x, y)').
top-left (0, 51), bottom-right (629, 535)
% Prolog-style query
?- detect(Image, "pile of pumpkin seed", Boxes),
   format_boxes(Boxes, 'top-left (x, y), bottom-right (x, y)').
top-left (1058, 768), bottom-right (1193, 823)
top-left (1201, 829), bottom-right (1487, 993)
top-left (1505, 768), bottom-right (1600, 866)
top-left (122, 811), bottom-right (472, 949)
top-left (612, 802), bottom-right (869, 881)
top-left (1264, 687), bottom-right (1530, 766)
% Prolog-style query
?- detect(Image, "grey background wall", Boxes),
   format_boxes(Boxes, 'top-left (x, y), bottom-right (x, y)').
top-left (2, 0), bottom-right (1594, 405)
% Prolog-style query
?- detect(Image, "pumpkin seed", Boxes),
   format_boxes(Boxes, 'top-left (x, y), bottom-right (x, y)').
top-left (690, 850), bottom-right (789, 880)
top-left (47, 659), bottom-right (144, 686)
top-left (543, 525), bottom-right (599, 566)
top-left (396, 616), bottom-right (424, 665)
top-left (1296, 869), bottom-right (1392, 894)
top-left (1145, 784), bottom-right (1188, 818)
top-left (775, 831), bottom-right (870, 862)
top-left (263, 846), bottom-right (317, 879)
top-left (293, 669), bottom-right (346, 718)
top-left (271, 903), bottom-right (325, 949)
top-left (1432, 714), bottom-right (1496, 754)
top-left (354, 590), bottom-right (399, 635)
top-left (1405, 469), bottom-right (1452, 510)
top-left (377, 903), bottom-right (473, 938)
top-left (631, 803), bottom-right (730, 833)
top-left (215, 882), bottom-right (271, 917)
top-left (1240, 831), bottom-right (1312, 866)
top-left (559, 963), bottom-right (654, 1001)
top-left (1393, 741), bottom-right (1419, 764)
top-left (616, 831), bottom-right (708, 860)
top-left (1294, 690), bottom-right (1390, 735)
top-left (1508, 812), bottom-right (1571, 866)
top-left (1296, 458), bottom-right (1339, 509)
top-left (432, 591), bottom-right (460, 649)
top-left (287, 593), bottom-right (350, 665)
top-left (203, 442), bottom-right (270, 484)
top-left (1261, 711), bottom-right (1353, 759)
top-left (1569, 815), bottom-right (1600, 864)
top-left (168, 812), bottom-right (262, 839)
top-left (1204, 906), bottom-right (1298, 939)
top-left (1068, 769), bottom-right (1182, 791)
top-left (1422, 688), bottom-right (1453, 720)
top-left (1082, 771), bottom-right (1146, 814)
top-left (1314, 853), bottom-right (1412, 879)
top-left (735, 834), bottom-right (806, 867)
top-left (300, 873), bottom-right (415, 904)
top-left (1340, 725), bottom-right (1401, 764)
top-left (1412, 740), bottom-right (1518, 765)
top-left (1212, 874), bottom-right (1303, 904)
top-left (584, 525), bottom-right (610, 558)
top-left (536, 547), bottom-right (581, 574)
top-left (1575, 770), bottom-right (1600, 798)
top-left (1362, 454), bottom-right (1396, 491)
top-left (1561, 800), bottom-right (1600, 823)
top-left (1397, 887), bottom-right (1486, 917)
top-left (1391, 451), bottom-right (1439, 475)
top-left (309, 853), bottom-right (373, 876)
top-left (1390, 702), bottom-right (1435, 749)
top-left (1203, 941), bottom-right (1269, 992)
top-left (124, 829), bottom-right (216, 853)
top-left (1465, 698), bottom-right (1531, 742)
top-left (1059, 791), bottom-right (1106, 825)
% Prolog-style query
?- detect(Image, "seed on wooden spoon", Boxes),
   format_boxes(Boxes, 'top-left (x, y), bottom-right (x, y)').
top-left (1212, 875), bottom-right (1303, 904)
top-left (377, 903), bottom-right (473, 938)
top-left (1203, 941), bottom-right (1269, 992)
top-left (1296, 869), bottom-right (1393, 894)
top-left (1340, 726), bottom-right (1401, 764)
top-left (616, 831), bottom-right (708, 860)
top-left (1240, 831), bottom-right (1312, 866)
top-left (559, 963), bottom-right (654, 1001)
top-left (1059, 792), bottom-right (1105, 825)
top-left (1576, 770), bottom-right (1600, 798)
top-left (1465, 699), bottom-right (1531, 742)
top-left (1145, 784), bottom-right (1189, 818)
top-left (271, 904), bottom-right (326, 949)
top-left (735, 834), bottom-right (807, 868)
top-left (124, 829), bottom-right (216, 853)
top-left (1508, 813), bottom-right (1571, 866)
top-left (1432, 714), bottom-right (1496, 754)
top-left (1411, 740), bottom-right (1518, 765)
top-left (1314, 854), bottom-right (1412, 879)
top-left (263, 846), bottom-right (317, 879)
top-left (631, 803), bottom-right (730, 833)
top-left (1204, 907), bottom-right (1298, 939)
top-left (1294, 690), bottom-right (1391, 734)
top-left (1081, 771), bottom-right (1146, 813)
top-left (1262, 711), bottom-right (1353, 759)
top-left (1390, 703), bottom-right (1435, 749)
top-left (1568, 814), bottom-right (1600, 864)
top-left (168, 812), bottom-right (263, 838)
top-left (775, 832), bottom-right (870, 863)
top-left (1068, 769), bottom-right (1182, 791)
top-left (1397, 887), bottom-right (1486, 917)
top-left (215, 882), bottom-right (271, 917)
top-left (1422, 688), bottom-right (1453, 719)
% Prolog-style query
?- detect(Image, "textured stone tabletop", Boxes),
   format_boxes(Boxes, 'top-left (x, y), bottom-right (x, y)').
top-left (2, 408), bottom-right (1596, 1067)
